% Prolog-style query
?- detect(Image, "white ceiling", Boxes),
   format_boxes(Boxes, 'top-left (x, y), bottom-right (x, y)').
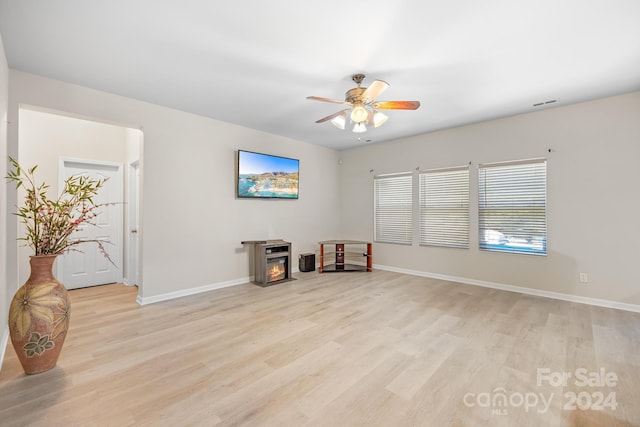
top-left (1, 1), bottom-right (639, 150)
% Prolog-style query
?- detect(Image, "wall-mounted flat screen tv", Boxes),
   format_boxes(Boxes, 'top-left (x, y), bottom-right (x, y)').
top-left (237, 150), bottom-right (299, 199)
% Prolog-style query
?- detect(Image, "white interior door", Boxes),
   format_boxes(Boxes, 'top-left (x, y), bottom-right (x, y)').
top-left (59, 158), bottom-right (123, 289)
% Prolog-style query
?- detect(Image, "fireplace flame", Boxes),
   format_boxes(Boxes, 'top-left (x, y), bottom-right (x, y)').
top-left (268, 263), bottom-right (286, 282)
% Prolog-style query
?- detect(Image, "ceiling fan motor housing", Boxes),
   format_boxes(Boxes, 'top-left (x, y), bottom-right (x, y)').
top-left (346, 87), bottom-right (366, 104)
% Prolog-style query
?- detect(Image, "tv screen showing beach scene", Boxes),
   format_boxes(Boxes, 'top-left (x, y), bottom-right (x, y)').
top-left (237, 150), bottom-right (299, 199)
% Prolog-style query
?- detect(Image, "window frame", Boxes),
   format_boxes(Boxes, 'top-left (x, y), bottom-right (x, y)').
top-left (373, 172), bottom-right (413, 245)
top-left (418, 166), bottom-right (470, 249)
top-left (478, 158), bottom-right (547, 256)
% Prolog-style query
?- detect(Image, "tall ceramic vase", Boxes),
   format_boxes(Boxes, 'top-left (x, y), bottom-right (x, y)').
top-left (8, 255), bottom-right (70, 375)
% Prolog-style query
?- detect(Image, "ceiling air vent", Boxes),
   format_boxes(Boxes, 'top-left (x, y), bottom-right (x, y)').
top-left (533, 99), bottom-right (557, 107)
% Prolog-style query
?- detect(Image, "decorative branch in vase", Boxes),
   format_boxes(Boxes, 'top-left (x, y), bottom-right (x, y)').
top-left (7, 156), bottom-right (116, 261)
top-left (5, 156), bottom-right (117, 374)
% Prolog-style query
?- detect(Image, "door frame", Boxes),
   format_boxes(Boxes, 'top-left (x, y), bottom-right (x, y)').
top-left (125, 160), bottom-right (140, 287)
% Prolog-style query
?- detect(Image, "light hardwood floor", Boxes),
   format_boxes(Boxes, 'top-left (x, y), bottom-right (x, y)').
top-left (1, 270), bottom-right (639, 426)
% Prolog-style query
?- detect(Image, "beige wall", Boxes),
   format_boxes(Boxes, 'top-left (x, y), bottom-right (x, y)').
top-left (0, 35), bottom-right (9, 363)
top-left (339, 91), bottom-right (640, 305)
top-left (7, 71), bottom-right (341, 301)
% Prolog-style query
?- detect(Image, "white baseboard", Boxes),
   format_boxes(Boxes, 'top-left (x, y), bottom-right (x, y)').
top-left (374, 264), bottom-right (640, 313)
top-left (136, 266), bottom-right (306, 305)
top-left (135, 264), bottom-right (640, 313)
top-left (0, 327), bottom-right (9, 372)
top-left (136, 276), bottom-right (251, 305)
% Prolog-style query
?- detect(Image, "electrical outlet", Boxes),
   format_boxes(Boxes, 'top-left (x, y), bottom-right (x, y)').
top-left (579, 273), bottom-right (589, 284)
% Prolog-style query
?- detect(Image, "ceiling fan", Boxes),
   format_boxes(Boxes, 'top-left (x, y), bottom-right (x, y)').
top-left (307, 74), bottom-right (420, 133)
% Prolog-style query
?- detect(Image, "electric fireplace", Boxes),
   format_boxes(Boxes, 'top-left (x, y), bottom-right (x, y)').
top-left (241, 240), bottom-right (293, 286)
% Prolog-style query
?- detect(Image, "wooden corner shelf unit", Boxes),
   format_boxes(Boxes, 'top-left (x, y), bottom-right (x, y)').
top-left (318, 240), bottom-right (372, 273)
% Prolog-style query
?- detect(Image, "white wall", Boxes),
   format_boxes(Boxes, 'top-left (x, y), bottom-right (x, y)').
top-left (16, 108), bottom-right (130, 284)
top-left (7, 71), bottom-right (341, 301)
top-left (0, 35), bottom-right (9, 368)
top-left (340, 91), bottom-right (640, 305)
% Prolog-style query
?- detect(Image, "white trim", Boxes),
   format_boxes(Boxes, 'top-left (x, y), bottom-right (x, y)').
top-left (374, 264), bottom-right (640, 313)
top-left (373, 171), bottom-right (413, 179)
top-left (134, 264), bottom-right (640, 313)
top-left (136, 277), bottom-right (250, 305)
top-left (126, 160), bottom-right (140, 288)
top-left (137, 261), bottom-right (302, 305)
top-left (0, 327), bottom-right (9, 372)
top-left (58, 156), bottom-right (123, 170)
top-left (479, 157), bottom-right (547, 168)
top-left (419, 164), bottom-right (470, 174)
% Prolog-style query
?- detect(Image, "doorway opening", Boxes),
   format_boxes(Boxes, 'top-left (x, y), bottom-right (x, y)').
top-left (17, 106), bottom-right (143, 298)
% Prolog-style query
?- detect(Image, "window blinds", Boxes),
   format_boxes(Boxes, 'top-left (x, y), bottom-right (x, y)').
top-left (419, 167), bottom-right (469, 248)
top-left (374, 172), bottom-right (413, 245)
top-left (478, 159), bottom-right (547, 255)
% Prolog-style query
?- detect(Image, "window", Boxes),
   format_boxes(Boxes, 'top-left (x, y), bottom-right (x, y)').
top-left (419, 166), bottom-right (469, 248)
top-left (478, 159), bottom-right (547, 255)
top-left (374, 172), bottom-right (412, 245)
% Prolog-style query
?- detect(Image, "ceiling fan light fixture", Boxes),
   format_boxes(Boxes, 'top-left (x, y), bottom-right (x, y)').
top-left (353, 122), bottom-right (367, 133)
top-left (307, 74), bottom-right (420, 135)
top-left (330, 113), bottom-right (346, 130)
top-left (350, 103), bottom-right (368, 123)
top-left (373, 111), bottom-right (388, 128)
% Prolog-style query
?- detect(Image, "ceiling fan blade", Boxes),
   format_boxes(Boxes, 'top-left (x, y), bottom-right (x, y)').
top-left (315, 109), bottom-right (350, 123)
top-left (307, 96), bottom-right (349, 105)
top-left (372, 101), bottom-right (421, 110)
top-left (361, 80), bottom-right (389, 103)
